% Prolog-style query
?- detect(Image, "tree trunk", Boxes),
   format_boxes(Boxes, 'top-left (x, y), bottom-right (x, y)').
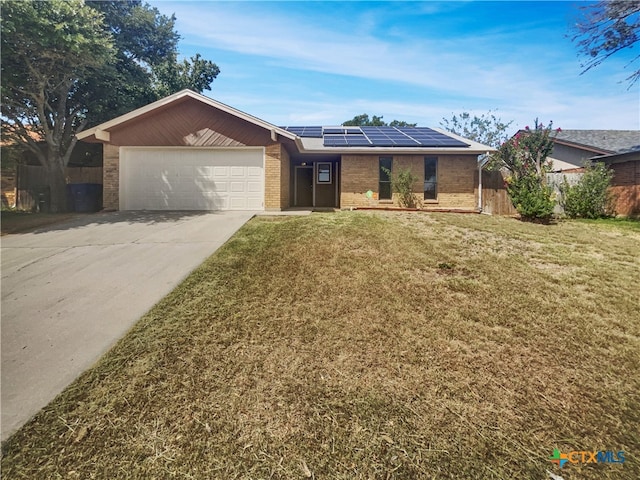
top-left (46, 157), bottom-right (69, 213)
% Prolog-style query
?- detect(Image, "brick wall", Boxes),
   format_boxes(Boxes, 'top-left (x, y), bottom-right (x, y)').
top-left (340, 154), bottom-right (477, 210)
top-left (280, 147), bottom-right (290, 209)
top-left (610, 159), bottom-right (640, 217)
top-left (102, 144), bottom-right (119, 210)
top-left (436, 155), bottom-right (478, 209)
top-left (264, 143), bottom-right (290, 210)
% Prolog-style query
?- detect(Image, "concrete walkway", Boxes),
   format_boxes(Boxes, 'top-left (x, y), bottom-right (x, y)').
top-left (1, 211), bottom-right (256, 441)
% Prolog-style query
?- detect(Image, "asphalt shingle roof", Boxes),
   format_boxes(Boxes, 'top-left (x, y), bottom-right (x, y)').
top-left (554, 130), bottom-right (640, 154)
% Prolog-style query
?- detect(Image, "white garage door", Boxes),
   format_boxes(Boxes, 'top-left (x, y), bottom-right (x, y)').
top-left (120, 148), bottom-right (264, 210)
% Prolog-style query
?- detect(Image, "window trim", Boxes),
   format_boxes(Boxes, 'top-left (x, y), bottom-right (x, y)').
top-left (424, 156), bottom-right (438, 201)
top-left (316, 162), bottom-right (332, 184)
top-left (379, 156), bottom-right (393, 200)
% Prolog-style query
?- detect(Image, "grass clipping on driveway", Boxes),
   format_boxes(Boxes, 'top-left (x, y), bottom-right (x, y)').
top-left (2, 212), bottom-right (639, 479)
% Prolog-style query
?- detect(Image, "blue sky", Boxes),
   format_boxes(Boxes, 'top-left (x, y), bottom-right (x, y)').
top-left (151, 0), bottom-right (639, 131)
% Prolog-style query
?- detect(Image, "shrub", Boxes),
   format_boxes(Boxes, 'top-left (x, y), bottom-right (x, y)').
top-left (506, 174), bottom-right (555, 221)
top-left (382, 167), bottom-right (421, 208)
top-left (560, 162), bottom-right (614, 218)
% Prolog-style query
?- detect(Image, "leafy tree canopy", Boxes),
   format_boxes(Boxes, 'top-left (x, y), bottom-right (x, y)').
top-left (342, 113), bottom-right (417, 127)
top-left (1, 0), bottom-right (220, 212)
top-left (86, 0), bottom-right (220, 124)
top-left (440, 111), bottom-right (513, 148)
top-left (571, 0), bottom-right (640, 87)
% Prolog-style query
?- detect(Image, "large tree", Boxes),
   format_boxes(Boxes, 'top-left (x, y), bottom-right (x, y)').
top-left (85, 1), bottom-right (219, 124)
top-left (1, 0), bottom-right (115, 212)
top-left (440, 111), bottom-right (513, 149)
top-left (571, 0), bottom-right (640, 87)
top-left (342, 113), bottom-right (417, 127)
top-left (1, 0), bottom-right (220, 212)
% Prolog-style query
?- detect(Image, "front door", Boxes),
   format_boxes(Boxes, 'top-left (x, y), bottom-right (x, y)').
top-left (295, 166), bottom-right (313, 206)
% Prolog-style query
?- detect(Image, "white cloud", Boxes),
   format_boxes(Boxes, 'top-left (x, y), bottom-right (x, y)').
top-left (160, 1), bottom-right (639, 130)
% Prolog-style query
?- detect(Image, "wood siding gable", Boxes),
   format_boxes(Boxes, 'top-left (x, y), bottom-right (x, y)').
top-left (108, 97), bottom-right (273, 147)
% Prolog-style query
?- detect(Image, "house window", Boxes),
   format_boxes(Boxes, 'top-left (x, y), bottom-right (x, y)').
top-left (424, 156), bottom-right (437, 200)
top-left (317, 162), bottom-right (332, 184)
top-left (379, 157), bottom-right (392, 200)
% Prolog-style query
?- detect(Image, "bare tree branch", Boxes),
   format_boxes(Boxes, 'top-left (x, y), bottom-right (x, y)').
top-left (571, 0), bottom-right (640, 88)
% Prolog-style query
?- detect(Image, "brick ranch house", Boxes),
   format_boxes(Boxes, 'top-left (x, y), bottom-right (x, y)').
top-left (78, 90), bottom-right (493, 212)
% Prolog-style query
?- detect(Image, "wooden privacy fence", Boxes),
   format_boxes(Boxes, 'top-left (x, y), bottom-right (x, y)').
top-left (480, 169), bottom-right (584, 216)
top-left (480, 170), bottom-right (517, 215)
top-left (15, 165), bottom-right (102, 210)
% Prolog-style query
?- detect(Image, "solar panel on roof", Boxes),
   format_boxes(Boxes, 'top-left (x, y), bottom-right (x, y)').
top-left (323, 127), bottom-right (345, 135)
top-left (280, 126), bottom-right (323, 138)
top-left (312, 125), bottom-right (470, 148)
top-left (301, 126), bottom-right (323, 137)
top-left (398, 127), bottom-right (469, 147)
top-left (323, 135), bottom-right (348, 146)
top-left (282, 126), bottom-right (304, 135)
top-left (344, 135), bottom-right (371, 146)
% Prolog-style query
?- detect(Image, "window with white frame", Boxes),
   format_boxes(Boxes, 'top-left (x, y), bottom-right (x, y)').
top-left (317, 162), bottom-right (332, 184)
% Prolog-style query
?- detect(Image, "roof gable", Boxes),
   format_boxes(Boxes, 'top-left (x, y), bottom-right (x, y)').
top-left (77, 90), bottom-right (296, 145)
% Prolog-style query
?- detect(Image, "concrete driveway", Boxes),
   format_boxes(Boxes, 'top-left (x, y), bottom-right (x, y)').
top-left (1, 210), bottom-right (256, 441)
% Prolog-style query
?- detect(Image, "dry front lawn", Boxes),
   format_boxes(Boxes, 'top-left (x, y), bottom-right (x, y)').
top-left (2, 212), bottom-right (639, 479)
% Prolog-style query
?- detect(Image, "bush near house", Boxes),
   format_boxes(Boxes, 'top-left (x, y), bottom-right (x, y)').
top-left (384, 167), bottom-right (421, 208)
top-left (560, 162), bottom-right (615, 218)
top-left (493, 120), bottom-right (558, 221)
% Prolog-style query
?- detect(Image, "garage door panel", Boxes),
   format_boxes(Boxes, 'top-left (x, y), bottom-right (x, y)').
top-left (120, 148), bottom-right (264, 211)
top-left (230, 166), bottom-right (245, 177)
top-left (247, 181), bottom-right (262, 193)
top-left (230, 182), bottom-right (245, 193)
top-left (213, 166), bottom-right (228, 177)
top-left (248, 166), bottom-right (262, 177)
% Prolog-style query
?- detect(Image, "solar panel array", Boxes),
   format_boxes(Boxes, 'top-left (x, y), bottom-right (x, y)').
top-left (280, 125), bottom-right (469, 148)
top-left (360, 127), bottom-right (419, 147)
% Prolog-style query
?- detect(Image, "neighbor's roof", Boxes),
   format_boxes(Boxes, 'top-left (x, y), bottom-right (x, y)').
top-left (553, 130), bottom-right (640, 154)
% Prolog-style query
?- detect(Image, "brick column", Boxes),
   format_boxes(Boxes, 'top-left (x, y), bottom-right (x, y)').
top-left (102, 144), bottom-right (119, 210)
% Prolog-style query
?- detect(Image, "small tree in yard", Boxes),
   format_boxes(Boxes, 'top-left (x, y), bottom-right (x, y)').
top-left (493, 120), bottom-right (558, 221)
top-left (382, 167), bottom-right (421, 208)
top-left (560, 162), bottom-right (615, 218)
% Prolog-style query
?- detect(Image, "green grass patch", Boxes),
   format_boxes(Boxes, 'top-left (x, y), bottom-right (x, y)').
top-left (2, 212), bottom-right (639, 479)
top-left (569, 216), bottom-right (640, 232)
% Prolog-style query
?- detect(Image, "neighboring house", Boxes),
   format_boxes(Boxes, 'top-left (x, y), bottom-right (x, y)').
top-left (549, 130), bottom-right (639, 216)
top-left (596, 149), bottom-right (640, 217)
top-left (548, 129), bottom-right (639, 172)
top-left (78, 90), bottom-right (493, 212)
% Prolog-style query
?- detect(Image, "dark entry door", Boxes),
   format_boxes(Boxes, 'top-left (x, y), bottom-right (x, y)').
top-left (295, 167), bottom-right (313, 206)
